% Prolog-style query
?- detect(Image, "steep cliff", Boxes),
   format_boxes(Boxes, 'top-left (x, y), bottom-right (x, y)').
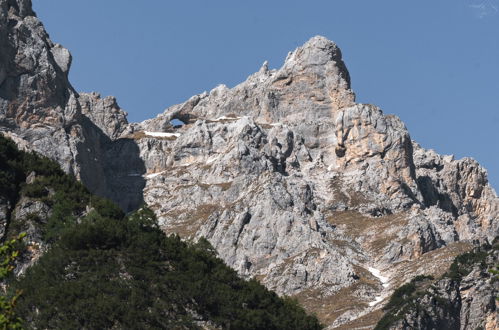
top-left (376, 244), bottom-right (498, 330)
top-left (0, 135), bottom-right (322, 329)
top-left (131, 36), bottom-right (498, 328)
top-left (0, 0), bottom-right (142, 212)
top-left (0, 0), bottom-right (497, 328)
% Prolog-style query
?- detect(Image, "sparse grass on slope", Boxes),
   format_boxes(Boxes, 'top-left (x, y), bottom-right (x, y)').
top-left (0, 135), bottom-right (322, 330)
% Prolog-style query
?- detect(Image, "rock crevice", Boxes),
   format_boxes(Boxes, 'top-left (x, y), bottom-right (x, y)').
top-left (0, 1), bottom-right (497, 328)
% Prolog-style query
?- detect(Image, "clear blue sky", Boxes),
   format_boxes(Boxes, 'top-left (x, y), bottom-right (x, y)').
top-left (32, 0), bottom-right (499, 190)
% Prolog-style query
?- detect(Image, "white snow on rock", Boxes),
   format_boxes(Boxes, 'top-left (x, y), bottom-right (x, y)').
top-left (211, 116), bottom-right (241, 122)
top-left (368, 296), bottom-right (384, 307)
top-left (206, 156), bottom-right (219, 164)
top-left (367, 267), bottom-right (390, 307)
top-left (145, 171), bottom-right (165, 179)
top-left (144, 131), bottom-right (180, 138)
top-left (368, 267), bottom-right (390, 287)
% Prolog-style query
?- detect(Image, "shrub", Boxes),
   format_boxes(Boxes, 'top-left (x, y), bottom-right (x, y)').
top-left (0, 135), bottom-right (322, 329)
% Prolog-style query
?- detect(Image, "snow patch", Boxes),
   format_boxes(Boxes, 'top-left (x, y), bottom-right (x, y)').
top-left (211, 116), bottom-right (241, 122)
top-left (206, 156), bottom-right (218, 164)
top-left (368, 296), bottom-right (384, 307)
top-left (145, 171), bottom-right (165, 179)
top-left (367, 267), bottom-right (390, 307)
top-left (368, 267), bottom-right (389, 287)
top-left (144, 131), bottom-right (180, 138)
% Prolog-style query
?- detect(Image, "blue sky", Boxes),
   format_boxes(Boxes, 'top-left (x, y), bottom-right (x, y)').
top-left (32, 0), bottom-right (499, 189)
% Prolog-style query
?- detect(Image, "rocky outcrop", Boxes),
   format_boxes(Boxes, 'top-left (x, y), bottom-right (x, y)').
top-left (78, 92), bottom-right (128, 140)
top-left (459, 266), bottom-right (498, 330)
top-left (379, 247), bottom-right (498, 330)
top-left (0, 0), bottom-right (143, 212)
top-left (10, 195), bottom-right (50, 276)
top-left (0, 0), bottom-right (79, 175)
top-left (132, 36), bottom-right (498, 328)
top-left (414, 143), bottom-right (499, 243)
top-left (393, 278), bottom-right (462, 330)
top-left (0, 0), bottom-right (497, 328)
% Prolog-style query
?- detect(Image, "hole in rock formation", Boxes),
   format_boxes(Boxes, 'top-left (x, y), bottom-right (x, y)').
top-left (170, 118), bottom-right (185, 128)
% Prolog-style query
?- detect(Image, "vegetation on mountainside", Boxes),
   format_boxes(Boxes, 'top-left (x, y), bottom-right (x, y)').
top-left (375, 242), bottom-right (498, 330)
top-left (0, 135), bottom-right (322, 329)
top-left (374, 275), bottom-right (435, 330)
top-left (0, 233), bottom-right (25, 329)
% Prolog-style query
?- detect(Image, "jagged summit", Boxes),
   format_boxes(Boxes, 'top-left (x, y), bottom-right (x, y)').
top-left (142, 35), bottom-right (356, 145)
top-left (0, 1), bottom-right (497, 328)
top-left (128, 36), bottom-right (498, 329)
top-left (0, 0), bottom-right (33, 19)
top-left (283, 35), bottom-right (352, 88)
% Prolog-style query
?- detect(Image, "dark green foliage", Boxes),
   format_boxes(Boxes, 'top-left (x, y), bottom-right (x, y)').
top-left (412, 274), bottom-right (434, 282)
top-left (89, 196), bottom-right (125, 220)
top-left (21, 174), bottom-right (91, 243)
top-left (383, 275), bottom-right (433, 311)
top-left (375, 275), bottom-right (438, 330)
top-left (384, 281), bottom-right (416, 310)
top-left (0, 136), bottom-right (26, 207)
top-left (0, 135), bottom-right (322, 329)
top-left (0, 134), bottom-right (90, 242)
top-left (445, 249), bottom-right (488, 281)
top-left (376, 242), bottom-right (498, 330)
top-left (0, 134), bottom-right (124, 243)
top-left (0, 233), bottom-right (25, 329)
top-left (0, 134), bottom-right (67, 203)
top-left (14, 208), bottom-right (322, 329)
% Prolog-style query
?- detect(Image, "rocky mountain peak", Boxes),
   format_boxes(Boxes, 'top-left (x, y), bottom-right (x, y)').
top-left (152, 35), bottom-right (355, 129)
top-left (0, 0), bottom-right (33, 19)
top-left (0, 2), bottom-right (497, 327)
top-left (128, 36), bottom-right (498, 328)
top-left (282, 35), bottom-right (351, 88)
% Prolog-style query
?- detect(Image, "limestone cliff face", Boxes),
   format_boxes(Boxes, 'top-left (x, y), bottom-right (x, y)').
top-left (0, 0), bottom-right (497, 328)
top-left (0, 0), bottom-right (143, 212)
top-left (381, 247), bottom-right (498, 330)
top-left (130, 36), bottom-right (498, 328)
top-left (0, 0), bottom-right (78, 174)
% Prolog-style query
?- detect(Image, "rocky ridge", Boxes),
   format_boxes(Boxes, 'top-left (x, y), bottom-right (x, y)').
top-left (0, 0), bottom-right (143, 212)
top-left (0, 1), bottom-right (497, 328)
top-left (375, 245), bottom-right (498, 330)
top-left (129, 36), bottom-right (498, 328)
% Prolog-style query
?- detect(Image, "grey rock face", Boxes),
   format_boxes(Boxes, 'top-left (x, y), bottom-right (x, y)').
top-left (50, 43), bottom-right (72, 75)
top-left (10, 194), bottom-right (51, 276)
top-left (387, 250), bottom-right (498, 330)
top-left (0, 3), bottom-right (75, 130)
top-left (459, 266), bottom-right (498, 330)
top-left (133, 36), bottom-right (498, 327)
top-left (0, 1), bottom-right (497, 328)
top-left (414, 143), bottom-right (499, 243)
top-left (79, 92), bottom-right (128, 140)
top-left (0, 0), bottom-right (143, 212)
top-left (161, 36), bottom-right (354, 125)
top-left (0, 196), bottom-right (10, 238)
top-left (391, 278), bottom-right (462, 330)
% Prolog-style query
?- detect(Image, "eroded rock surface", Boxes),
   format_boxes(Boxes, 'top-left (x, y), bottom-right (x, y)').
top-left (131, 36), bottom-right (498, 328)
top-left (383, 248), bottom-right (498, 330)
top-left (0, 1), bottom-right (497, 328)
top-left (0, 0), bottom-right (143, 212)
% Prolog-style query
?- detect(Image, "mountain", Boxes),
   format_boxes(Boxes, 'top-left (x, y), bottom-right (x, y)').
top-left (0, 0), bottom-right (497, 329)
top-left (376, 243), bottom-right (498, 329)
top-left (0, 134), bottom-right (322, 329)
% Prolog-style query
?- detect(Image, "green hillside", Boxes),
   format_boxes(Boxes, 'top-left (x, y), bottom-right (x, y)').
top-left (0, 135), bottom-right (322, 329)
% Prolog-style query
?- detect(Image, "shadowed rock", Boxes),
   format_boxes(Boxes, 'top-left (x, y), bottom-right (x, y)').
top-left (0, 0), bottom-right (497, 328)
